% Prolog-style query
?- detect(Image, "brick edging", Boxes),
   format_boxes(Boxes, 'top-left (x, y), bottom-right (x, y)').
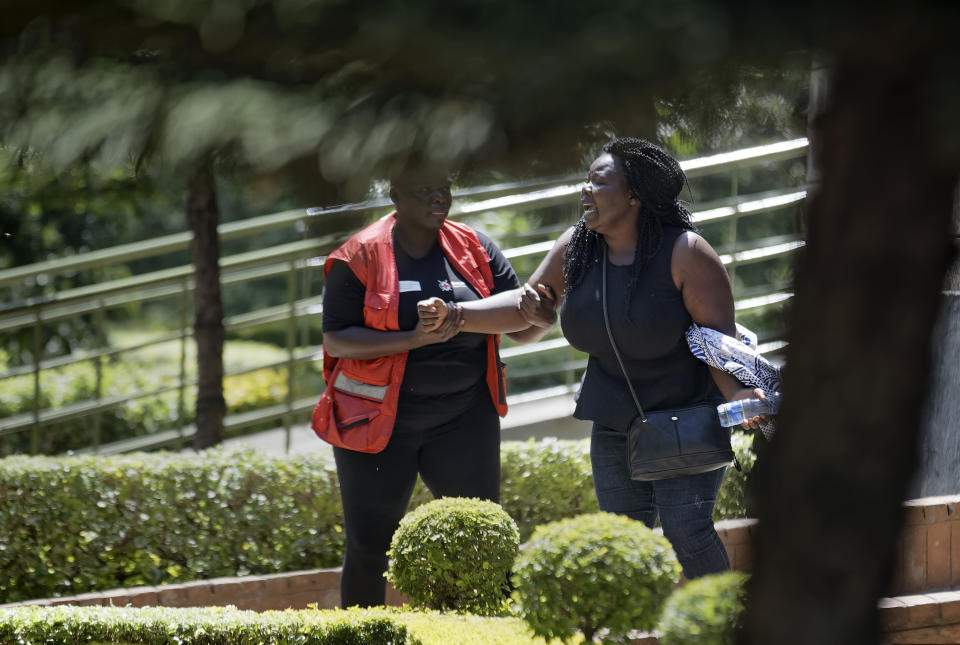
top-left (0, 568), bottom-right (342, 612)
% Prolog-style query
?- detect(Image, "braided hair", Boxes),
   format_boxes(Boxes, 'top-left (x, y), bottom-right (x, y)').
top-left (562, 137), bottom-right (696, 309)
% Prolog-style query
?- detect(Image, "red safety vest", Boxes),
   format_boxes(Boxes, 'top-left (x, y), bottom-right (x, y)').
top-left (311, 213), bottom-right (508, 453)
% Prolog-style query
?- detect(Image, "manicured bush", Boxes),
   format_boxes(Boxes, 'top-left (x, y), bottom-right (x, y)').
top-left (499, 439), bottom-right (599, 541)
top-left (512, 512), bottom-right (681, 643)
top-left (0, 605), bottom-right (418, 645)
top-left (657, 571), bottom-right (749, 645)
top-left (0, 605), bottom-right (573, 645)
top-left (388, 498), bottom-right (520, 615)
top-left (0, 438), bottom-right (755, 604)
top-left (0, 449), bottom-right (343, 604)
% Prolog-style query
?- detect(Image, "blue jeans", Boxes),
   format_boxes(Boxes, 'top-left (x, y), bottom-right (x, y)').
top-left (590, 422), bottom-right (730, 579)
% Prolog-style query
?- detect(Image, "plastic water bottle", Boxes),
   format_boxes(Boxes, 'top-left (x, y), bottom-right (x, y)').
top-left (716, 392), bottom-right (782, 427)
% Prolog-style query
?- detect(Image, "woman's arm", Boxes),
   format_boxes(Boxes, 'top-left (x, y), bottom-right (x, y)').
top-left (503, 228), bottom-right (571, 342)
top-left (323, 308), bottom-right (463, 359)
top-left (672, 231), bottom-right (766, 429)
top-left (417, 284), bottom-right (557, 343)
top-left (322, 257), bottom-right (463, 360)
top-left (417, 228), bottom-right (572, 344)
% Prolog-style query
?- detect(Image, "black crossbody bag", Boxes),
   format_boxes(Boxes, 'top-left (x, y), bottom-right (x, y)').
top-left (600, 248), bottom-right (735, 481)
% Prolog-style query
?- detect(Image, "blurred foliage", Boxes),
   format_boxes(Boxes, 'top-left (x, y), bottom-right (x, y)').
top-left (0, 154), bottom-right (138, 271)
top-left (0, 0), bottom-right (826, 190)
top-left (0, 0), bottom-right (816, 374)
top-left (657, 58), bottom-right (810, 157)
top-left (736, 302), bottom-right (793, 345)
top-left (658, 571), bottom-right (750, 645)
top-left (0, 338), bottom-right (321, 455)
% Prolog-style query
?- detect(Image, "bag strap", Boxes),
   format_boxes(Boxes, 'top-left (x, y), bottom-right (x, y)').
top-left (600, 245), bottom-right (648, 423)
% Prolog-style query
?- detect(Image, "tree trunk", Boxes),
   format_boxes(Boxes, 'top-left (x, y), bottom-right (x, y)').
top-left (186, 162), bottom-right (225, 450)
top-left (740, 28), bottom-right (959, 645)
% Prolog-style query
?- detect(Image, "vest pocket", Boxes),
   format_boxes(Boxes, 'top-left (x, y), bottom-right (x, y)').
top-left (330, 370), bottom-right (386, 430)
top-left (363, 291), bottom-right (393, 315)
top-left (330, 389), bottom-right (382, 430)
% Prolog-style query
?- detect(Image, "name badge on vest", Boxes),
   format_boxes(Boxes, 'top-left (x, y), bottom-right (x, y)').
top-left (399, 280), bottom-right (421, 293)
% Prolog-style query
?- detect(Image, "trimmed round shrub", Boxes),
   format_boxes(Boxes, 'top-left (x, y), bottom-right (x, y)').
top-left (658, 571), bottom-right (749, 645)
top-left (512, 512), bottom-right (681, 643)
top-left (387, 497), bottom-right (520, 615)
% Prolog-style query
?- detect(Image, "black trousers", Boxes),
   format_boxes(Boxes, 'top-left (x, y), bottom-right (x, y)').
top-left (332, 390), bottom-right (501, 608)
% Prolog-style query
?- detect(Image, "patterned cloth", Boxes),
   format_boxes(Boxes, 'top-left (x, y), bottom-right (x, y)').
top-left (685, 323), bottom-right (782, 439)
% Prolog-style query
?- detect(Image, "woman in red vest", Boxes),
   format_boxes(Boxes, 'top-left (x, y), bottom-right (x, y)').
top-left (316, 167), bottom-right (547, 608)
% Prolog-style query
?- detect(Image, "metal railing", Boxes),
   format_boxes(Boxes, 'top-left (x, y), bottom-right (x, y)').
top-left (0, 138), bottom-right (808, 455)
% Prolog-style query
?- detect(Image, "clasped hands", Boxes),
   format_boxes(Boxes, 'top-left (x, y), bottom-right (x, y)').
top-left (517, 283), bottom-right (557, 329)
top-left (416, 283), bottom-right (558, 334)
top-left (414, 298), bottom-right (463, 343)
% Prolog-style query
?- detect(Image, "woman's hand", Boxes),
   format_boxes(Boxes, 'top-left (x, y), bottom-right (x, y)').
top-left (417, 297), bottom-right (449, 332)
top-left (517, 283), bottom-right (557, 329)
top-left (414, 297), bottom-right (462, 345)
top-left (729, 387), bottom-right (770, 431)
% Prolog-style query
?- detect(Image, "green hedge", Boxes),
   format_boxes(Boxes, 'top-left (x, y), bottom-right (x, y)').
top-left (0, 450), bottom-right (344, 604)
top-left (498, 439), bottom-right (600, 541)
top-left (496, 433), bottom-right (755, 536)
top-left (0, 605), bottom-right (417, 645)
top-left (0, 437), bottom-right (755, 604)
top-left (0, 606), bottom-right (571, 645)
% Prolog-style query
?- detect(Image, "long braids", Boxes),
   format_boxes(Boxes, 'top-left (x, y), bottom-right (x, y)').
top-left (563, 137), bottom-right (696, 310)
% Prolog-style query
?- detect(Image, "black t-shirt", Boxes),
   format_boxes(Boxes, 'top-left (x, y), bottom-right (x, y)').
top-left (322, 229), bottom-right (520, 420)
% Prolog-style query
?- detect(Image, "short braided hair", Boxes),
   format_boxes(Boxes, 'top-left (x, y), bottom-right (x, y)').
top-left (563, 137), bottom-right (695, 311)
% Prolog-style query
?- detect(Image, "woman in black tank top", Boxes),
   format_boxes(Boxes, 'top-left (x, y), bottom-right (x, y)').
top-left (495, 138), bottom-right (765, 580)
top-left (420, 138), bottom-right (766, 579)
